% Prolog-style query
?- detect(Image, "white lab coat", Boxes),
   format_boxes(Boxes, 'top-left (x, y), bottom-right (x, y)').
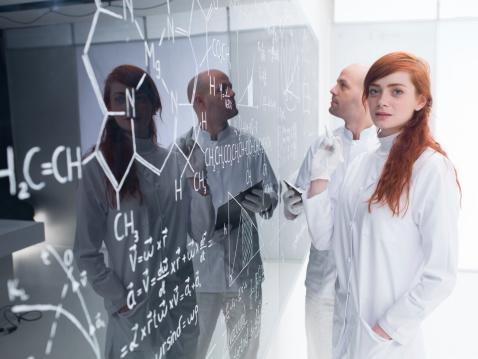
top-left (295, 125), bottom-right (378, 299)
top-left (192, 123), bottom-right (278, 292)
top-left (303, 133), bottom-right (460, 359)
top-left (74, 138), bottom-right (214, 359)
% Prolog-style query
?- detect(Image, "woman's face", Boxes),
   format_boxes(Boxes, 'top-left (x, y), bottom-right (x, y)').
top-left (367, 71), bottom-right (426, 137)
top-left (108, 81), bottom-right (154, 138)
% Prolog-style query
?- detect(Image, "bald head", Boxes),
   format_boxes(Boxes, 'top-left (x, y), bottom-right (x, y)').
top-left (187, 69), bottom-right (227, 104)
top-left (329, 63), bottom-right (370, 121)
top-left (187, 69), bottom-right (238, 137)
top-left (341, 63), bottom-right (369, 89)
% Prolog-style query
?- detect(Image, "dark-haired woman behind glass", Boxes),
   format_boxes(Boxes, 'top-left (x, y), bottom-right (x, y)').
top-left (74, 64), bottom-right (213, 359)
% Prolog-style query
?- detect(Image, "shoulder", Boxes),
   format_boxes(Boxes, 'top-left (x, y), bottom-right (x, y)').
top-left (81, 153), bottom-right (105, 184)
top-left (230, 126), bottom-right (256, 142)
top-left (167, 145), bottom-right (189, 171)
top-left (414, 148), bottom-right (456, 178)
top-left (411, 148), bottom-right (460, 199)
top-left (333, 126), bottom-right (343, 137)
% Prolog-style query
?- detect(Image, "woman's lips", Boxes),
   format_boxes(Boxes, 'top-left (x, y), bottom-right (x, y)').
top-left (375, 112), bottom-right (391, 119)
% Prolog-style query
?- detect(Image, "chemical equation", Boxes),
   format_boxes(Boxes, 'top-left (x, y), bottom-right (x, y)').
top-left (203, 137), bottom-right (265, 172)
top-left (0, 146), bottom-right (82, 200)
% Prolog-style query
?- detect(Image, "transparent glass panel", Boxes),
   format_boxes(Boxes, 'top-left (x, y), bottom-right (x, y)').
top-left (0, 1), bottom-right (318, 358)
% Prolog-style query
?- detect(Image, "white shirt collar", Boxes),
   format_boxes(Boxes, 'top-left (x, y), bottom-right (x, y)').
top-left (342, 125), bottom-right (377, 142)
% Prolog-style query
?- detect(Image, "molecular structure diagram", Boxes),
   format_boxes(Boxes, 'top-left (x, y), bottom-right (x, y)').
top-left (81, 0), bottom-right (224, 210)
top-left (8, 2), bottom-right (231, 359)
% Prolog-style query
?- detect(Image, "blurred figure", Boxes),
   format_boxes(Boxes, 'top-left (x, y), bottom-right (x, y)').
top-left (283, 64), bottom-right (377, 359)
top-left (74, 64), bottom-right (214, 359)
top-left (180, 69), bottom-right (278, 359)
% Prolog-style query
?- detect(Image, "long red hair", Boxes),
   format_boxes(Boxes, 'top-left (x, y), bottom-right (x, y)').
top-left (363, 52), bottom-right (460, 216)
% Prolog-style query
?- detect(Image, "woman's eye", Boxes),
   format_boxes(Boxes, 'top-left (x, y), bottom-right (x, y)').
top-left (369, 88), bottom-right (379, 96)
top-left (115, 95), bottom-right (126, 104)
top-left (393, 89), bottom-right (403, 96)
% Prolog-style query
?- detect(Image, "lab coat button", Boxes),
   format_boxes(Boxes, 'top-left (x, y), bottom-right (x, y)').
top-left (347, 257), bottom-right (351, 263)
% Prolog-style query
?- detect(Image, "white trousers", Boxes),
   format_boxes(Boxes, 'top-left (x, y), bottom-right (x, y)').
top-left (305, 295), bottom-right (334, 359)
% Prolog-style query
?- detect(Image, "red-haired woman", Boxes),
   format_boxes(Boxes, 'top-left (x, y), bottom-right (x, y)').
top-left (304, 52), bottom-right (461, 358)
top-left (74, 65), bottom-right (213, 359)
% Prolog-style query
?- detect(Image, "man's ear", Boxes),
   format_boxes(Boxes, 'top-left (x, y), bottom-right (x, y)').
top-left (194, 94), bottom-right (206, 111)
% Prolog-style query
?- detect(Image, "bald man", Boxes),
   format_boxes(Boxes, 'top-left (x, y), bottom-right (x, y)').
top-left (181, 69), bottom-right (278, 359)
top-left (283, 64), bottom-right (378, 359)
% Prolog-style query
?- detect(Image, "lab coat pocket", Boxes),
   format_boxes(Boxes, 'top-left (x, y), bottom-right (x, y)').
top-left (351, 317), bottom-right (393, 359)
top-left (114, 299), bottom-right (153, 355)
top-left (117, 299), bottom-right (148, 321)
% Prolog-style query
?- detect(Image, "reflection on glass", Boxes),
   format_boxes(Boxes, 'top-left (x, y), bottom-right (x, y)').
top-left (0, 1), bottom-right (320, 358)
top-left (74, 64), bottom-right (214, 358)
top-left (178, 69), bottom-right (278, 359)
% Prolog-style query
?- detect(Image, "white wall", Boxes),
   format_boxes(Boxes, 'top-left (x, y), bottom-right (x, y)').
top-left (298, 0), bottom-right (334, 134)
top-left (435, 19), bottom-right (478, 271)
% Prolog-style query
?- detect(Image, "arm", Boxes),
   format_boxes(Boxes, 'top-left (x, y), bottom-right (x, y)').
top-left (259, 150), bottom-right (279, 219)
top-left (177, 129), bottom-right (215, 242)
top-left (376, 156), bottom-right (460, 345)
top-left (73, 168), bottom-right (126, 315)
top-left (302, 135), bottom-right (344, 250)
top-left (283, 189), bottom-right (302, 220)
top-left (283, 138), bottom-right (324, 220)
top-left (241, 148), bottom-right (279, 219)
top-left (302, 185), bottom-right (335, 250)
top-left (186, 179), bottom-right (215, 243)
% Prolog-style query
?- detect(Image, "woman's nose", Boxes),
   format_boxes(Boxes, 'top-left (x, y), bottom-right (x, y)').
top-left (377, 93), bottom-right (389, 107)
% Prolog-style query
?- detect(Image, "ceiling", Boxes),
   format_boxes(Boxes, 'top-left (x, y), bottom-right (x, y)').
top-left (0, 0), bottom-right (275, 29)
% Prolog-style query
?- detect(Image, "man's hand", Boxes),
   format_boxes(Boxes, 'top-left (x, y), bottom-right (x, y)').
top-left (310, 135), bottom-right (344, 181)
top-left (372, 324), bottom-right (392, 340)
top-left (188, 177), bottom-right (209, 196)
top-left (283, 189), bottom-right (303, 218)
top-left (242, 188), bottom-right (272, 213)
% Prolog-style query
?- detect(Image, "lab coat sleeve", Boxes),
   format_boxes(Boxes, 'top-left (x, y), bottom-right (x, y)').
top-left (295, 137), bottom-right (324, 190)
top-left (302, 189), bottom-right (334, 250)
top-left (73, 165), bottom-right (126, 315)
top-left (377, 155), bottom-right (460, 345)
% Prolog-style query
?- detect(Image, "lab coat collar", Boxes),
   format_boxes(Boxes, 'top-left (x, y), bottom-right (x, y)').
top-left (342, 125), bottom-right (377, 142)
top-left (135, 137), bottom-right (157, 155)
top-left (377, 131), bottom-right (401, 155)
top-left (197, 122), bottom-right (232, 143)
